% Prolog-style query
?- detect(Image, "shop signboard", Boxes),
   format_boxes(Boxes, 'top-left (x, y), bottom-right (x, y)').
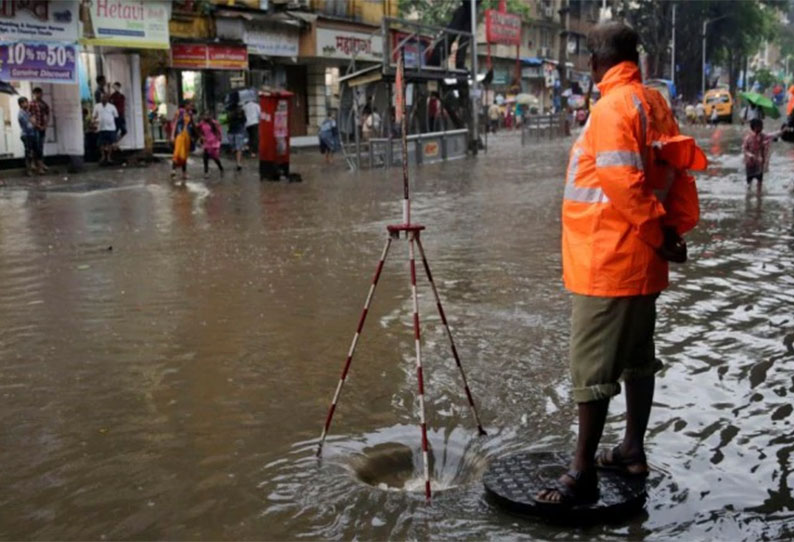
top-left (0, 41), bottom-right (77, 83)
top-left (521, 66), bottom-right (541, 79)
top-left (81, 0), bottom-right (170, 49)
top-left (171, 43), bottom-right (248, 70)
top-left (0, 0), bottom-right (79, 42)
top-left (316, 27), bottom-right (382, 62)
top-left (246, 24), bottom-right (299, 57)
top-left (485, 9), bottom-right (521, 46)
top-left (207, 44), bottom-right (247, 70)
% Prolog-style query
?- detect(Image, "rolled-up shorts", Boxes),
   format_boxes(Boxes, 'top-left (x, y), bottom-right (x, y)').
top-left (229, 132), bottom-right (246, 151)
top-left (569, 293), bottom-right (662, 403)
top-left (98, 130), bottom-right (116, 147)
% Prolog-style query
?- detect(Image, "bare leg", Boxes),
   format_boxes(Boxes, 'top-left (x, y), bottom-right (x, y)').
top-left (620, 375), bottom-right (654, 459)
top-left (536, 399), bottom-right (608, 503)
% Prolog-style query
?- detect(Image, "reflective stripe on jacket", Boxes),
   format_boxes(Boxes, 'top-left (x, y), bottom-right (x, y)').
top-left (562, 61), bottom-right (703, 297)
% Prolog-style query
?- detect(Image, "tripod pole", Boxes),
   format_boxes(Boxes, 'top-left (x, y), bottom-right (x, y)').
top-left (408, 232), bottom-right (432, 501)
top-left (416, 237), bottom-right (486, 436)
top-left (317, 237), bottom-right (393, 457)
top-left (399, 47), bottom-right (410, 226)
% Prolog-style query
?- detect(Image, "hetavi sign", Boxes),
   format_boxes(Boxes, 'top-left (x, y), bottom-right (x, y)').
top-left (0, 41), bottom-right (77, 83)
top-left (0, 0), bottom-right (79, 42)
top-left (81, 0), bottom-right (169, 49)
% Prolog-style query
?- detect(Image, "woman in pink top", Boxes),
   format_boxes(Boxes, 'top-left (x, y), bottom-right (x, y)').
top-left (198, 111), bottom-right (224, 178)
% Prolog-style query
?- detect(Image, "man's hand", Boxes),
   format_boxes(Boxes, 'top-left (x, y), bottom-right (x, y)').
top-left (658, 226), bottom-right (687, 263)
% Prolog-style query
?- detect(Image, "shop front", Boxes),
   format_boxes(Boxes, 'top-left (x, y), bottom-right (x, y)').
top-left (79, 0), bottom-right (171, 155)
top-left (0, 0), bottom-right (82, 164)
top-left (215, 13), bottom-right (303, 132)
top-left (298, 19), bottom-right (384, 135)
top-left (169, 42), bottom-right (249, 112)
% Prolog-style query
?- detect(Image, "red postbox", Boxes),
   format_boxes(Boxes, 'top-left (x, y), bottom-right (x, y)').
top-left (259, 90), bottom-right (294, 181)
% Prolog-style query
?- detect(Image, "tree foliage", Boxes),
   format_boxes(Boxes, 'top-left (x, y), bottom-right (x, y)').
top-left (398, 0), bottom-right (532, 27)
top-left (616, 0), bottom-right (788, 100)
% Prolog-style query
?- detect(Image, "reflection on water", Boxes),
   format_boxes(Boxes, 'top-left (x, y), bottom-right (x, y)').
top-left (0, 129), bottom-right (793, 539)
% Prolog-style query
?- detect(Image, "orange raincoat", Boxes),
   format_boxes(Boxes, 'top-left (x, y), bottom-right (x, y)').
top-left (562, 62), bottom-right (705, 297)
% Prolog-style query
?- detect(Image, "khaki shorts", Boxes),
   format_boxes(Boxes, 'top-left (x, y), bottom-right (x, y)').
top-left (570, 293), bottom-right (663, 403)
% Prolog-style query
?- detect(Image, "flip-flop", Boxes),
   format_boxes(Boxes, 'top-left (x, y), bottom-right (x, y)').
top-left (534, 469), bottom-right (599, 507)
top-left (595, 446), bottom-right (649, 477)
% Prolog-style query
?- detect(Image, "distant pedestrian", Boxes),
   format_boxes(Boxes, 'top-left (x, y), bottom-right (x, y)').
top-left (695, 102), bottom-right (705, 125)
top-left (109, 82), bottom-right (127, 143)
top-left (709, 106), bottom-right (719, 126)
top-left (170, 100), bottom-right (195, 181)
top-left (28, 87), bottom-right (49, 172)
top-left (243, 99), bottom-right (261, 158)
top-left (17, 96), bottom-right (41, 176)
top-left (94, 75), bottom-right (107, 104)
top-left (318, 111), bottom-right (340, 164)
top-left (227, 103), bottom-right (246, 171)
top-left (742, 118), bottom-right (780, 188)
top-left (427, 92), bottom-right (442, 131)
top-left (685, 104), bottom-right (696, 124)
top-left (488, 102), bottom-right (500, 133)
top-left (361, 106), bottom-right (373, 141)
top-left (92, 92), bottom-right (118, 166)
top-left (198, 111), bottom-right (224, 178)
top-left (365, 106), bottom-right (382, 138)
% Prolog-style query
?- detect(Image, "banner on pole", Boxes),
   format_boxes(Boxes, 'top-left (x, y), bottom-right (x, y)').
top-left (395, 52), bottom-right (404, 124)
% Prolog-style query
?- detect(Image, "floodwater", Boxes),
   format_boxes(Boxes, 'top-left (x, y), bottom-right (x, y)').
top-left (0, 127), bottom-right (793, 540)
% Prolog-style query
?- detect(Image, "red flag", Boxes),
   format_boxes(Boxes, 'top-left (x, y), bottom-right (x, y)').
top-left (395, 51), bottom-right (404, 124)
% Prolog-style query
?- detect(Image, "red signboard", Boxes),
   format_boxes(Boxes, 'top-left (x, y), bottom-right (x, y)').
top-left (171, 43), bottom-right (248, 70)
top-left (207, 44), bottom-right (247, 70)
top-left (171, 44), bottom-right (207, 69)
top-left (485, 9), bottom-right (521, 45)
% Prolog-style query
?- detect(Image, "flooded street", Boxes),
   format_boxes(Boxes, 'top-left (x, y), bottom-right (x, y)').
top-left (1, 127), bottom-right (793, 540)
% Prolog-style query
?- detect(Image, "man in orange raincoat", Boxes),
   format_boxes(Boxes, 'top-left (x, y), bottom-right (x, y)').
top-left (536, 22), bottom-right (705, 506)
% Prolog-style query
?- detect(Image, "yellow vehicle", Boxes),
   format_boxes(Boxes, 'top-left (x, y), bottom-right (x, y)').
top-left (703, 89), bottom-right (733, 123)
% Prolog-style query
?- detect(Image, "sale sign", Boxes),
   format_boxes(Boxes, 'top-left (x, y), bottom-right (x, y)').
top-left (0, 41), bottom-right (77, 83)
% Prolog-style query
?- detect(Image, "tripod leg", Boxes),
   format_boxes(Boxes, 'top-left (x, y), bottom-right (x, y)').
top-left (415, 237), bottom-right (487, 436)
top-left (317, 237), bottom-right (392, 457)
top-left (409, 233), bottom-right (432, 502)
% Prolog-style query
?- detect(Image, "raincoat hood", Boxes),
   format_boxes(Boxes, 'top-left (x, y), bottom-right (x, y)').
top-left (596, 61), bottom-right (642, 96)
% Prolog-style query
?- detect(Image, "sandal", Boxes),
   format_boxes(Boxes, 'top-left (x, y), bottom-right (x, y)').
top-left (595, 446), bottom-right (649, 477)
top-left (534, 469), bottom-right (599, 506)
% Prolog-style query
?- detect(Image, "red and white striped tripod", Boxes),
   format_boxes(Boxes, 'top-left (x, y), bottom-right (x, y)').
top-left (316, 49), bottom-right (486, 502)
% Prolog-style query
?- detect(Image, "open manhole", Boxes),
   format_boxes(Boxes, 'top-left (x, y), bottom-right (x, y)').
top-left (349, 440), bottom-right (483, 493)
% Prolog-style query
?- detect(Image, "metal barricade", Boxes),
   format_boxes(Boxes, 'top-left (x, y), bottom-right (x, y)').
top-left (520, 114), bottom-right (569, 146)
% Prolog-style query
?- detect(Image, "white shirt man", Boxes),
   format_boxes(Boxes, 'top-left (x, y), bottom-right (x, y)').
top-left (93, 100), bottom-right (118, 132)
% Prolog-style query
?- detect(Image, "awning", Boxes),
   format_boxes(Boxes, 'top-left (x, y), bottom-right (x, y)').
top-left (215, 9), bottom-right (305, 28)
top-left (520, 57), bottom-right (543, 66)
top-left (338, 64), bottom-right (382, 86)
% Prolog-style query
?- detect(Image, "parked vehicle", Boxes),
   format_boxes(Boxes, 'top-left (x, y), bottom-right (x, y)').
top-left (703, 88), bottom-right (733, 123)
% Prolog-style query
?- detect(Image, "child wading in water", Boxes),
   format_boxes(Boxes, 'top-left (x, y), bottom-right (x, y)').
top-left (198, 111), bottom-right (224, 178)
top-left (742, 118), bottom-right (780, 188)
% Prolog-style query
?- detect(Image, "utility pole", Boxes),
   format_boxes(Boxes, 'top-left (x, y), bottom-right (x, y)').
top-left (670, 3), bottom-right (676, 86)
top-left (470, 0), bottom-right (479, 155)
top-left (702, 15), bottom-right (727, 97)
top-left (557, 0), bottom-right (569, 110)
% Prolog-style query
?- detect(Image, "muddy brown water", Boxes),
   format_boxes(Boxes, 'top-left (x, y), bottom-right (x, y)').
top-left (1, 126), bottom-right (793, 540)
